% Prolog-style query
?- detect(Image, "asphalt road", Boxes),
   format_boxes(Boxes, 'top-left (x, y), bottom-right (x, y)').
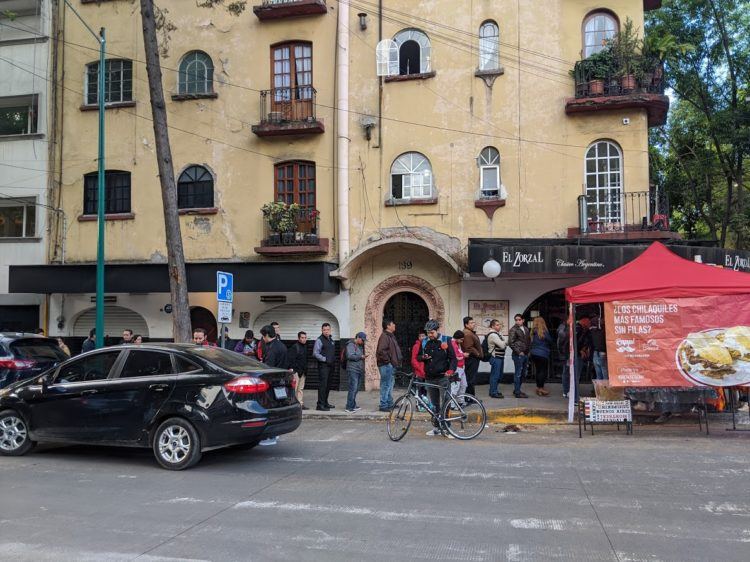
top-left (1, 419), bottom-right (749, 562)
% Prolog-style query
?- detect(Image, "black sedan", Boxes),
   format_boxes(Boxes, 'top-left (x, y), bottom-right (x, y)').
top-left (0, 344), bottom-right (301, 470)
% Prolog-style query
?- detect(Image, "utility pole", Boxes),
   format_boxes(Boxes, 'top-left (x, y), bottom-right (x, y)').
top-left (139, 0), bottom-right (192, 342)
top-left (63, 1), bottom-right (106, 348)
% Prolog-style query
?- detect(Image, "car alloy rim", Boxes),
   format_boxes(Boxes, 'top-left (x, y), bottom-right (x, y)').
top-left (0, 416), bottom-right (28, 452)
top-left (158, 425), bottom-right (191, 464)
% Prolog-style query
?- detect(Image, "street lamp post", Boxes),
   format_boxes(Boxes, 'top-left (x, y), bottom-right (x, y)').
top-left (64, 2), bottom-right (106, 347)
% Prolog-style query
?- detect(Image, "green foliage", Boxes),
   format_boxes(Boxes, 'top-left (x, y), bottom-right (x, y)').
top-left (607, 17), bottom-right (641, 77)
top-left (262, 201), bottom-right (301, 233)
top-left (573, 48), bottom-right (616, 81)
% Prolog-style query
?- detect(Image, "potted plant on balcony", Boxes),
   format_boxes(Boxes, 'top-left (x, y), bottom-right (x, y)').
top-left (261, 200), bottom-right (286, 245)
top-left (306, 209), bottom-right (320, 244)
top-left (572, 49), bottom-right (614, 96)
top-left (608, 17), bottom-right (640, 92)
top-left (280, 203), bottom-right (300, 245)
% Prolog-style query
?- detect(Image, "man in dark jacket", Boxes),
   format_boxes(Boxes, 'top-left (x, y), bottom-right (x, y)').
top-left (81, 328), bottom-right (96, 353)
top-left (376, 319), bottom-right (402, 412)
top-left (312, 323), bottom-right (336, 411)
top-left (261, 325), bottom-right (287, 369)
top-left (508, 314), bottom-right (531, 398)
top-left (286, 331), bottom-right (308, 410)
top-left (461, 316), bottom-right (482, 396)
top-left (420, 319), bottom-right (457, 436)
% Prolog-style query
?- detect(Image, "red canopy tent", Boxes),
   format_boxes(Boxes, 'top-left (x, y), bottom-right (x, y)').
top-left (563, 242), bottom-right (750, 420)
top-left (565, 241), bottom-right (750, 303)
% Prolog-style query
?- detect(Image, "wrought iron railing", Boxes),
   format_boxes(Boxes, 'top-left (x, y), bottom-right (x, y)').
top-left (257, 86), bottom-right (318, 124)
top-left (260, 0), bottom-right (321, 5)
top-left (577, 190), bottom-right (670, 234)
top-left (572, 59), bottom-right (665, 98)
top-left (260, 208), bottom-right (320, 246)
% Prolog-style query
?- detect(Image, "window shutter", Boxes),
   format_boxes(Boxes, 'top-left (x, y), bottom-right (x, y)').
top-left (376, 39), bottom-right (399, 77)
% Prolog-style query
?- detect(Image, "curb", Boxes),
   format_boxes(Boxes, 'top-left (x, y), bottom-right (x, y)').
top-left (303, 407), bottom-right (571, 425)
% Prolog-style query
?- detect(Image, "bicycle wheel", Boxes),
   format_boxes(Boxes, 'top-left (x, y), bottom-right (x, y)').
top-left (442, 394), bottom-right (487, 440)
top-left (387, 395), bottom-right (414, 442)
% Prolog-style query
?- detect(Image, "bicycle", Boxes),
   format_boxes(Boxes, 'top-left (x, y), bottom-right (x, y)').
top-left (387, 373), bottom-right (487, 441)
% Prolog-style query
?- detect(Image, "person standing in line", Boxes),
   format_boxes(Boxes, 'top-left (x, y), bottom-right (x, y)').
top-left (344, 332), bottom-right (367, 413)
top-left (312, 323), bottom-right (336, 411)
top-left (57, 337), bottom-right (71, 357)
top-left (450, 330), bottom-right (469, 401)
top-left (81, 328), bottom-right (96, 353)
top-left (286, 331), bottom-right (309, 410)
top-left (376, 319), bottom-right (402, 412)
top-left (411, 329), bottom-right (428, 407)
top-left (589, 317), bottom-right (609, 380)
top-left (571, 315), bottom-right (594, 400)
top-left (192, 328), bottom-right (215, 347)
top-left (120, 329), bottom-right (134, 345)
top-left (461, 316), bottom-right (482, 396)
top-left (420, 319), bottom-right (458, 437)
top-left (487, 319), bottom-right (507, 399)
top-left (234, 330), bottom-right (258, 357)
top-left (557, 319), bottom-right (571, 397)
top-left (529, 317), bottom-right (553, 396)
top-left (271, 322), bottom-right (281, 340)
top-left (508, 314), bottom-right (531, 398)
top-left (133, 334), bottom-right (144, 344)
top-left (260, 325), bottom-right (287, 368)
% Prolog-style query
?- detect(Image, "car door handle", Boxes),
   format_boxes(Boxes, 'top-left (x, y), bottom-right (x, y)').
top-left (81, 389), bottom-right (98, 396)
top-left (149, 384), bottom-right (169, 392)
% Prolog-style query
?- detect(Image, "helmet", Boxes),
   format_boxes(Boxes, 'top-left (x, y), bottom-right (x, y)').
top-left (424, 319), bottom-right (440, 331)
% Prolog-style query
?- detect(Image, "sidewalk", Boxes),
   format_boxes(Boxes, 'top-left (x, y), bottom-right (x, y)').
top-left (302, 382), bottom-right (580, 424)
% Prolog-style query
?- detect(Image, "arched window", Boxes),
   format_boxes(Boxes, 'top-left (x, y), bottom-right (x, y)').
top-left (585, 140), bottom-right (622, 223)
top-left (177, 165), bottom-right (214, 209)
top-left (478, 21), bottom-right (500, 71)
top-left (393, 29), bottom-right (431, 75)
top-left (478, 147), bottom-right (504, 198)
top-left (391, 152), bottom-right (433, 200)
top-left (583, 12), bottom-right (618, 57)
top-left (178, 51), bottom-right (214, 95)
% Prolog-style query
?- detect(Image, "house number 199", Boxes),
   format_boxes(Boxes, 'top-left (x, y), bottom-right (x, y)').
top-left (398, 260), bottom-right (413, 270)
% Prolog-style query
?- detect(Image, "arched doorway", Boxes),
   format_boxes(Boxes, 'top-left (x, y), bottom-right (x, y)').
top-left (383, 292), bottom-right (429, 372)
top-left (190, 306), bottom-right (217, 343)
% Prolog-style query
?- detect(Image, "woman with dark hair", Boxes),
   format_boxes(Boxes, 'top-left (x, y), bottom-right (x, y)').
top-left (133, 334), bottom-right (144, 344)
top-left (234, 330), bottom-right (257, 357)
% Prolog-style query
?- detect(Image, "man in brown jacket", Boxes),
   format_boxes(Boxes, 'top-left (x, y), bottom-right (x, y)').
top-left (376, 319), bottom-right (402, 412)
top-left (461, 316), bottom-right (482, 396)
top-left (508, 313), bottom-right (531, 398)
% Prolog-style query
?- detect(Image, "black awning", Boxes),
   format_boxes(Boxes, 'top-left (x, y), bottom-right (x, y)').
top-left (9, 261), bottom-right (340, 294)
top-left (468, 239), bottom-right (750, 275)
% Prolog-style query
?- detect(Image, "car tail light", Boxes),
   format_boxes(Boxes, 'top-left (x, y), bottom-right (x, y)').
top-left (224, 376), bottom-right (270, 394)
top-left (0, 359), bottom-right (36, 370)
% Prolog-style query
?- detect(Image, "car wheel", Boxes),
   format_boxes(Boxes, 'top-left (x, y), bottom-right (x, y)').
top-left (153, 418), bottom-right (202, 470)
top-left (0, 409), bottom-right (35, 457)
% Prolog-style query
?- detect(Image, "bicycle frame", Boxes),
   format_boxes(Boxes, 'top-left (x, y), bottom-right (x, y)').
top-left (406, 375), bottom-right (468, 425)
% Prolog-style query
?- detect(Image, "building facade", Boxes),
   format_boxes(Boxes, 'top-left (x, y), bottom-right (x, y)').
top-left (0, 0), bottom-right (54, 331)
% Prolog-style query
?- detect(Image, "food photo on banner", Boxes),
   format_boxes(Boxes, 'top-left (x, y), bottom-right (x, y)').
top-left (565, 242), bottom-right (750, 422)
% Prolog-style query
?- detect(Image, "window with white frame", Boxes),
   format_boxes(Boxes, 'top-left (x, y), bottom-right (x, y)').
top-left (583, 12), bottom-right (618, 58)
top-left (0, 197), bottom-right (36, 238)
top-left (178, 51), bottom-right (214, 95)
top-left (478, 21), bottom-right (500, 71)
top-left (585, 140), bottom-right (623, 223)
top-left (390, 152), bottom-right (433, 200)
top-left (392, 29), bottom-right (431, 76)
top-left (478, 146), bottom-right (505, 199)
top-left (0, 94), bottom-right (38, 136)
top-left (85, 59), bottom-right (133, 105)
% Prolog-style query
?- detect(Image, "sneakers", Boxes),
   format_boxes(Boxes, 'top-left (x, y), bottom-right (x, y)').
top-left (426, 428), bottom-right (440, 436)
top-left (344, 406), bottom-right (362, 413)
top-left (562, 393), bottom-right (568, 398)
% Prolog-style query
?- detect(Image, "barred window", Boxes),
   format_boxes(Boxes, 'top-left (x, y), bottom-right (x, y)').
top-left (83, 171), bottom-right (131, 215)
top-left (178, 165), bottom-right (214, 209)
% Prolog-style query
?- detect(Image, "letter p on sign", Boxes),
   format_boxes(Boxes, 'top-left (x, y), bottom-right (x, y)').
top-left (217, 271), bottom-right (234, 303)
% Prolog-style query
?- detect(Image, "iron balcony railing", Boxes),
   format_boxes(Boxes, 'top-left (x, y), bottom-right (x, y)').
top-left (258, 86), bottom-right (318, 124)
top-left (260, 0), bottom-right (320, 5)
top-left (572, 59), bottom-right (665, 98)
top-left (577, 190), bottom-right (669, 234)
top-left (261, 208), bottom-right (320, 247)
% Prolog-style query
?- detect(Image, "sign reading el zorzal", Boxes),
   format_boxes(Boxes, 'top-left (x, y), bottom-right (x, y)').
top-left (605, 296), bottom-right (750, 387)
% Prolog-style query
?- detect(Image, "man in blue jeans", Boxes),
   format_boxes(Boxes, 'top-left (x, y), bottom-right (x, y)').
top-left (344, 332), bottom-right (367, 413)
top-left (376, 319), bottom-right (402, 412)
top-left (487, 319), bottom-right (507, 399)
top-left (508, 314), bottom-right (531, 398)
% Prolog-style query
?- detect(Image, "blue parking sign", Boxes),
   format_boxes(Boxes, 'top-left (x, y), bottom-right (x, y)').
top-left (217, 271), bottom-right (233, 302)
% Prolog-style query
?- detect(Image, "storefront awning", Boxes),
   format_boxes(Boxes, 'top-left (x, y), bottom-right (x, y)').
top-left (8, 261), bottom-right (340, 294)
top-left (468, 239), bottom-right (750, 276)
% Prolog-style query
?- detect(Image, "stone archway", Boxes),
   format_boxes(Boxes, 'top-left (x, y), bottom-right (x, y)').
top-left (363, 275), bottom-right (445, 390)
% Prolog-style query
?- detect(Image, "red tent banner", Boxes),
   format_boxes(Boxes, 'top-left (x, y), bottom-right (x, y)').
top-left (604, 295), bottom-right (750, 387)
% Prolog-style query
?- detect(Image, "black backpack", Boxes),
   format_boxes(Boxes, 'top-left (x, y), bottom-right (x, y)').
top-left (481, 332), bottom-right (503, 361)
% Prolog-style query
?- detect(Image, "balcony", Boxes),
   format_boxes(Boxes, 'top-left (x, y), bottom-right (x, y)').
top-left (565, 59), bottom-right (670, 127)
top-left (253, 0), bottom-right (327, 21)
top-left (474, 189), bottom-right (507, 219)
top-left (570, 190), bottom-right (679, 241)
top-left (254, 207), bottom-right (328, 256)
top-left (251, 87), bottom-right (325, 137)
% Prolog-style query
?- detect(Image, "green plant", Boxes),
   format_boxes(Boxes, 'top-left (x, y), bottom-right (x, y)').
top-left (279, 203), bottom-right (300, 233)
top-left (261, 200), bottom-right (287, 233)
top-left (607, 17), bottom-right (641, 78)
top-left (571, 48), bottom-right (615, 82)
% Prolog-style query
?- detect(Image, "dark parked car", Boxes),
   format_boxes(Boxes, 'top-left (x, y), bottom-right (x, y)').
top-left (0, 344), bottom-right (301, 470)
top-left (0, 333), bottom-right (69, 389)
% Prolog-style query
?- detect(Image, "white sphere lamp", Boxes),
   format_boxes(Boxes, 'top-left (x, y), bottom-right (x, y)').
top-left (482, 259), bottom-right (501, 279)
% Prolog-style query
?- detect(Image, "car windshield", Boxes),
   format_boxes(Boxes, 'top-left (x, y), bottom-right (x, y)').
top-left (187, 346), bottom-right (270, 373)
top-left (11, 340), bottom-right (68, 362)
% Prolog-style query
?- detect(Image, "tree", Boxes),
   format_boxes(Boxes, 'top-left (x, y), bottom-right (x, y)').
top-left (138, 0), bottom-right (246, 341)
top-left (647, 0), bottom-right (750, 249)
